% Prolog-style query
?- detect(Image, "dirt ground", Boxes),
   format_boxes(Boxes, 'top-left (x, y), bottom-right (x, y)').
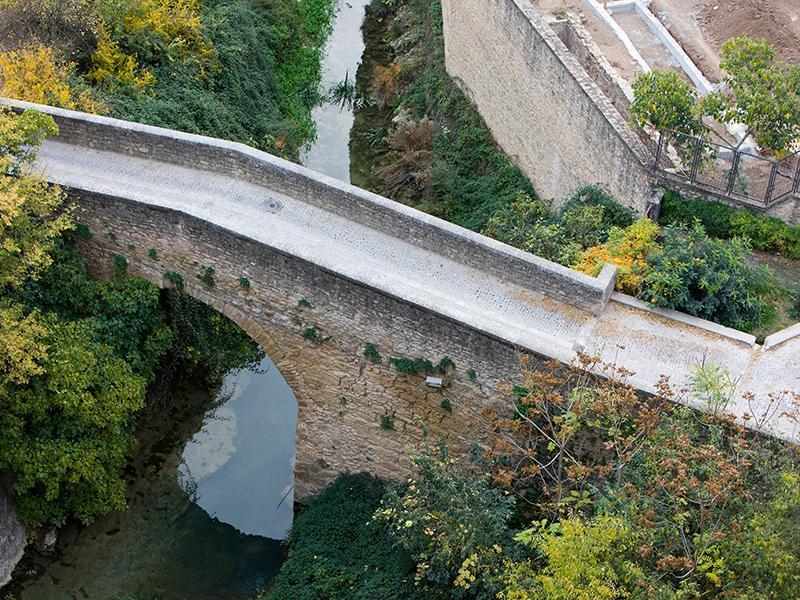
top-left (533, 0), bottom-right (799, 87)
top-left (650, 0), bottom-right (800, 82)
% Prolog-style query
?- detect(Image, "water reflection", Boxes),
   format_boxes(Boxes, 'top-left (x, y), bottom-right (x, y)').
top-left (179, 358), bottom-right (297, 540)
top-left (301, 0), bottom-right (372, 181)
top-left (10, 355), bottom-right (297, 599)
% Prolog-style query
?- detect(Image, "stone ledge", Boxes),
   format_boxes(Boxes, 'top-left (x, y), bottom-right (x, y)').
top-left (763, 323), bottom-right (800, 351)
top-left (610, 292), bottom-right (758, 347)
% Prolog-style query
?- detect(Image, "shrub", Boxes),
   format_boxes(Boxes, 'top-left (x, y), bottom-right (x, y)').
top-left (483, 191), bottom-right (552, 245)
top-left (0, 44), bottom-right (102, 112)
top-left (369, 62), bottom-right (401, 108)
top-left (302, 326), bottom-right (319, 342)
top-left (574, 218), bottom-right (661, 294)
top-left (96, 0), bottom-right (212, 67)
top-left (729, 211), bottom-right (800, 259)
top-left (559, 203), bottom-right (608, 249)
top-left (791, 285), bottom-right (800, 320)
top-left (238, 277), bottom-right (250, 290)
top-left (560, 185), bottom-right (634, 229)
top-left (500, 516), bottom-right (654, 600)
top-left (88, 30), bottom-right (155, 91)
top-left (660, 190), bottom-right (800, 258)
top-left (659, 190), bottom-right (735, 239)
top-left (639, 224), bottom-right (769, 330)
top-left (483, 192), bottom-right (582, 265)
top-left (377, 119), bottom-right (435, 192)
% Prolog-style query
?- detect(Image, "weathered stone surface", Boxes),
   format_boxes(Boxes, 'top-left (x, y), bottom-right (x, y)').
top-left (0, 484), bottom-right (25, 588)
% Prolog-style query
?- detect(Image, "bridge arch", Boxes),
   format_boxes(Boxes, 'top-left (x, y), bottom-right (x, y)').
top-left (75, 191), bottom-right (516, 497)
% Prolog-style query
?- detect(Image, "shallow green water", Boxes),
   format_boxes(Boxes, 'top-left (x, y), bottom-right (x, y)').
top-left (9, 356), bottom-right (297, 600)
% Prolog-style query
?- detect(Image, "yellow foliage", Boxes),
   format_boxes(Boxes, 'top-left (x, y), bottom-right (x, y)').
top-left (0, 45), bottom-right (104, 112)
top-left (122, 0), bottom-right (213, 62)
top-left (88, 30), bottom-right (155, 91)
top-left (1, 107), bottom-right (73, 289)
top-left (573, 218), bottom-right (661, 295)
top-left (0, 304), bottom-right (48, 385)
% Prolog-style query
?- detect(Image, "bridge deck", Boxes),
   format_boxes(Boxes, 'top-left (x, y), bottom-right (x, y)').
top-left (36, 140), bottom-right (800, 442)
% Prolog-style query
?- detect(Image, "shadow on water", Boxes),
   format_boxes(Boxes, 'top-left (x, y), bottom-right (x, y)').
top-left (8, 356), bottom-right (297, 600)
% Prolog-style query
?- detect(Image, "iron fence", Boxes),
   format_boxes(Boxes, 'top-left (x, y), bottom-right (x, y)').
top-left (652, 129), bottom-right (800, 207)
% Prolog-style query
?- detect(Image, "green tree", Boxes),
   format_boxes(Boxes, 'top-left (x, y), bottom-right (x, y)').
top-left (632, 37), bottom-right (800, 157)
top-left (629, 70), bottom-right (704, 136)
top-left (702, 36), bottom-right (800, 155)
top-left (0, 319), bottom-right (148, 525)
top-left (0, 107), bottom-right (71, 290)
top-left (0, 107), bottom-right (173, 525)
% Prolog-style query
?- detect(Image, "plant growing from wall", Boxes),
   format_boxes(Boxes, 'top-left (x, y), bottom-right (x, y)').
top-left (147, 248), bottom-right (158, 259)
top-left (380, 412), bottom-right (395, 430)
top-left (298, 297), bottom-right (312, 308)
top-left (164, 271), bottom-right (184, 291)
top-left (303, 326), bottom-right (319, 342)
top-left (238, 277), bottom-right (251, 290)
top-left (363, 343), bottom-right (381, 364)
top-left (390, 355), bottom-right (455, 376)
top-left (113, 254), bottom-right (128, 273)
top-left (197, 266), bottom-right (215, 287)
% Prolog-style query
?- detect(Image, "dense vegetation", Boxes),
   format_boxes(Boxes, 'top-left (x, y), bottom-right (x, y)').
top-left (270, 358), bottom-right (800, 599)
top-left (352, 0), bottom-right (534, 232)
top-left (0, 107), bottom-right (260, 526)
top-left (263, 474), bottom-right (419, 599)
top-left (0, 0), bottom-right (334, 157)
top-left (0, 0), bottom-right (335, 527)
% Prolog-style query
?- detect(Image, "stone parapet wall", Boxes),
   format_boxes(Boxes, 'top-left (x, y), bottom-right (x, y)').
top-left (1, 97), bottom-right (616, 314)
top-left (440, 0), bottom-right (654, 211)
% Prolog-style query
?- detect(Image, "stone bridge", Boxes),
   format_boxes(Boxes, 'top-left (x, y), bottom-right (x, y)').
top-left (4, 99), bottom-right (799, 497)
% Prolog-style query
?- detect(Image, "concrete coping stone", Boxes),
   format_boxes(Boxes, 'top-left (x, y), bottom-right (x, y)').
top-left (0, 97), bottom-right (617, 313)
top-left (763, 322), bottom-right (800, 351)
top-left (610, 292), bottom-right (758, 347)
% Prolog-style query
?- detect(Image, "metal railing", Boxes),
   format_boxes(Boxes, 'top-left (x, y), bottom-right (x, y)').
top-left (652, 129), bottom-right (800, 207)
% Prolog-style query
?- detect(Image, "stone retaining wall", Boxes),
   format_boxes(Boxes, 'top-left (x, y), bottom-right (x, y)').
top-left (440, 0), bottom-right (654, 211)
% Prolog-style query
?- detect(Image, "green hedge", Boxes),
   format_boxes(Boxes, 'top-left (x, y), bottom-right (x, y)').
top-left (660, 190), bottom-right (800, 259)
top-left (263, 473), bottom-right (421, 600)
